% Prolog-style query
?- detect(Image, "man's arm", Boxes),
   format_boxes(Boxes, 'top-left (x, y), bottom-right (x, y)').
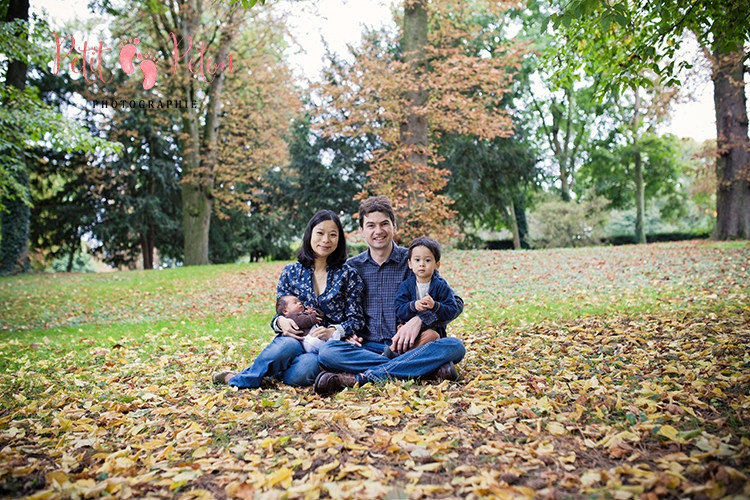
top-left (390, 315), bottom-right (422, 352)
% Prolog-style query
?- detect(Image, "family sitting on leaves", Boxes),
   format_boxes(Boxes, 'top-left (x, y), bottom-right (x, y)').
top-left (212, 195), bottom-right (466, 396)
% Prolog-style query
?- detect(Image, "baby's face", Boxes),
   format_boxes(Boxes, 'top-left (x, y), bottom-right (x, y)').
top-left (285, 297), bottom-right (305, 314)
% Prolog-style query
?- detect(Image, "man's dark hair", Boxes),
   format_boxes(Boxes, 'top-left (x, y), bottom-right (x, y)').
top-left (297, 209), bottom-right (348, 269)
top-left (276, 296), bottom-right (291, 316)
top-left (407, 236), bottom-right (442, 262)
top-left (358, 195), bottom-right (396, 228)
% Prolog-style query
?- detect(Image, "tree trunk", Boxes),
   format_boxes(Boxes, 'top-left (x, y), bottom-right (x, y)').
top-left (0, 171), bottom-right (31, 274)
top-left (66, 244), bottom-right (75, 272)
top-left (0, 0), bottom-right (31, 275)
top-left (712, 44), bottom-right (750, 240)
top-left (513, 192), bottom-right (530, 249)
top-left (182, 182), bottom-right (212, 265)
top-left (633, 88), bottom-right (646, 244)
top-left (400, 0), bottom-right (429, 215)
top-left (141, 222), bottom-right (155, 270)
top-left (508, 198), bottom-right (521, 250)
top-left (177, 2), bottom-right (239, 265)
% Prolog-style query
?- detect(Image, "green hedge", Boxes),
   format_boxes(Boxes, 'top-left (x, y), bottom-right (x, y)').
top-left (484, 231), bottom-right (711, 250)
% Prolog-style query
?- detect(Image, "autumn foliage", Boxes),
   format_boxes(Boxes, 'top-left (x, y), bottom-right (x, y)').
top-left (1, 241), bottom-right (749, 498)
top-left (317, 0), bottom-right (523, 242)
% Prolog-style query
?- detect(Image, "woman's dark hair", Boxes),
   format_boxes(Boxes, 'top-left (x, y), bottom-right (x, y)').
top-left (407, 236), bottom-right (442, 262)
top-left (297, 210), bottom-right (348, 269)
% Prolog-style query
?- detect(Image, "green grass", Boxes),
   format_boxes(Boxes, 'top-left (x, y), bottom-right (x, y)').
top-left (2, 240), bottom-right (748, 338)
top-left (1, 240), bottom-right (749, 499)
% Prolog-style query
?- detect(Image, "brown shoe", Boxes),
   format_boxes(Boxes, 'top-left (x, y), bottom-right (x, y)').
top-left (314, 371), bottom-right (358, 396)
top-left (434, 362), bottom-right (458, 382)
top-left (212, 371), bottom-right (236, 384)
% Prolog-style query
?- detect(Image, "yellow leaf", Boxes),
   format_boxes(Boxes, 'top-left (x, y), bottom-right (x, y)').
top-left (413, 462), bottom-right (443, 472)
top-left (192, 446), bottom-right (209, 459)
top-left (580, 470), bottom-right (601, 487)
top-left (265, 467), bottom-right (293, 489)
top-left (315, 459), bottom-right (340, 475)
top-left (547, 421), bottom-right (567, 436)
top-left (26, 490), bottom-right (58, 500)
top-left (225, 481), bottom-right (255, 500)
top-left (45, 471), bottom-right (70, 487)
top-left (658, 425), bottom-right (679, 441)
top-left (171, 470), bottom-right (200, 483)
top-left (467, 403), bottom-right (483, 415)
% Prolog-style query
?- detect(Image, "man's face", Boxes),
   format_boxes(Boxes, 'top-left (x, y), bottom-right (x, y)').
top-left (360, 211), bottom-right (395, 251)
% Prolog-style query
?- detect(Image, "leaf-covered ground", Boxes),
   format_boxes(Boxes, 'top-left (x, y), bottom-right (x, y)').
top-left (1, 241), bottom-right (749, 499)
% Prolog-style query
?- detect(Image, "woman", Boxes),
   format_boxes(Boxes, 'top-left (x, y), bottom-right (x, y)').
top-left (213, 210), bottom-right (364, 388)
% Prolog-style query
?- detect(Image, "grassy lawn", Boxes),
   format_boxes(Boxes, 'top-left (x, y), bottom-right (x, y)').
top-left (0, 240), bottom-right (748, 499)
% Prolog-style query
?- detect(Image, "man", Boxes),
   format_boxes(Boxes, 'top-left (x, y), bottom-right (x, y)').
top-left (313, 195), bottom-right (466, 395)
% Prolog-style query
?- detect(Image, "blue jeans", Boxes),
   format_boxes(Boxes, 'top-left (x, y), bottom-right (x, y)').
top-left (228, 336), bottom-right (321, 389)
top-left (318, 337), bottom-right (465, 383)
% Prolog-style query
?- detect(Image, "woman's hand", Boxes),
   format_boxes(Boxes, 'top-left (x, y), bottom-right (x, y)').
top-left (309, 326), bottom-right (336, 341)
top-left (277, 316), bottom-right (304, 340)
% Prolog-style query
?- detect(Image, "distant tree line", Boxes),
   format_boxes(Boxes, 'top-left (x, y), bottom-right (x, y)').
top-left (0, 0), bottom-right (744, 273)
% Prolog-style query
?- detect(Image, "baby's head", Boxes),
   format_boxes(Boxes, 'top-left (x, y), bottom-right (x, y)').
top-left (407, 237), bottom-right (442, 281)
top-left (276, 295), bottom-right (305, 316)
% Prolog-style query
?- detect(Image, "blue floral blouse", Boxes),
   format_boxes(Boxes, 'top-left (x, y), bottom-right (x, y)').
top-left (276, 262), bottom-right (365, 337)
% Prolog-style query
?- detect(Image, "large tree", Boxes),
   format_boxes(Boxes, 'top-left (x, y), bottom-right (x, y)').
top-left (74, 1), bottom-right (299, 266)
top-left (548, 0), bottom-right (750, 239)
top-left (0, 0), bottom-right (31, 274)
top-left (318, 0), bottom-right (522, 241)
top-left (1, 1), bottom-right (116, 274)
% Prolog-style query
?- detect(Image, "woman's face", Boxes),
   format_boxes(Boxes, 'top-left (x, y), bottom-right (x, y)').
top-left (310, 219), bottom-right (340, 260)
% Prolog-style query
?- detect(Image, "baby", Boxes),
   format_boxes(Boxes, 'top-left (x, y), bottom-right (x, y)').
top-left (276, 295), bottom-right (327, 353)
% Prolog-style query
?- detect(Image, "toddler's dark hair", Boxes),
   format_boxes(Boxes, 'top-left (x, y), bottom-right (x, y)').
top-left (407, 236), bottom-right (441, 262)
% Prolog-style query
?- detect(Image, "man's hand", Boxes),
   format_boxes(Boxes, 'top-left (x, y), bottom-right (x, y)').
top-left (277, 316), bottom-right (304, 340)
top-left (343, 334), bottom-right (363, 347)
top-left (391, 316), bottom-right (421, 353)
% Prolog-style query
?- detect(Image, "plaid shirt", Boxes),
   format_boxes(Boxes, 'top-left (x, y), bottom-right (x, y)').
top-left (348, 243), bottom-right (442, 342)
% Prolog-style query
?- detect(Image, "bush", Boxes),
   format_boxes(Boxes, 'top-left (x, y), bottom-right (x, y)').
top-left (528, 196), bottom-right (608, 249)
top-left (604, 232), bottom-right (710, 246)
top-left (347, 242), bottom-right (369, 257)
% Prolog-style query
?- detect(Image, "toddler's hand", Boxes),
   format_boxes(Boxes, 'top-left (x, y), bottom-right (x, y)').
top-left (422, 293), bottom-right (435, 309)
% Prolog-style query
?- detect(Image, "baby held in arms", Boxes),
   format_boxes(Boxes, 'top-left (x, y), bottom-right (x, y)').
top-left (276, 295), bottom-right (328, 353)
